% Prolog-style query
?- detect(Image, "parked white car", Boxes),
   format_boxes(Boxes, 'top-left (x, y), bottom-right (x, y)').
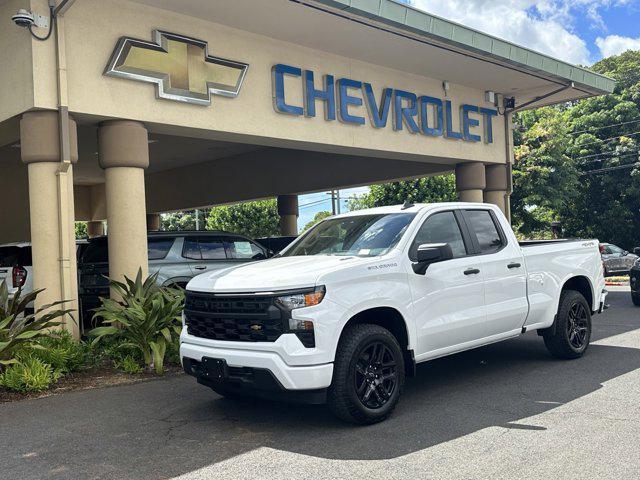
top-left (180, 203), bottom-right (607, 424)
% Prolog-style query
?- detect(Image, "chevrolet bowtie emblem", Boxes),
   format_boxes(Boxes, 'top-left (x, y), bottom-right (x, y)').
top-left (250, 324), bottom-right (262, 331)
top-left (104, 30), bottom-right (249, 106)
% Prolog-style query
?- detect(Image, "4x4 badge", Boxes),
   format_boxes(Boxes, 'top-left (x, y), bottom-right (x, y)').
top-left (104, 30), bottom-right (249, 106)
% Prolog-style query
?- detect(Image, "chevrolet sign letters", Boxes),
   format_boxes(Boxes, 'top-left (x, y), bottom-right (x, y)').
top-left (272, 63), bottom-right (498, 143)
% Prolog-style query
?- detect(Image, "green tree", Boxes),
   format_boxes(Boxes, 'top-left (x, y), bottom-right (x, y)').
top-left (206, 199), bottom-right (280, 237)
top-left (348, 175), bottom-right (456, 210)
top-left (161, 209), bottom-right (210, 231)
top-left (512, 50), bottom-right (640, 248)
top-left (303, 211), bottom-right (331, 231)
top-left (75, 222), bottom-right (88, 239)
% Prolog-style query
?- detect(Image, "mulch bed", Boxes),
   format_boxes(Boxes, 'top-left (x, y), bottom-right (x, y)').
top-left (0, 365), bottom-right (184, 404)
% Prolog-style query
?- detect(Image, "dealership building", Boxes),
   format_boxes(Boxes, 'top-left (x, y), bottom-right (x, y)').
top-left (0, 0), bottom-right (613, 336)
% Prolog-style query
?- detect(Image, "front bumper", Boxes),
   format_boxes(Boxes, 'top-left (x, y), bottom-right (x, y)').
top-left (182, 356), bottom-right (328, 404)
top-left (180, 341), bottom-right (333, 392)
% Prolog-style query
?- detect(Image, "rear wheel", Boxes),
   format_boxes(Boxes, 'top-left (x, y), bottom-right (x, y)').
top-left (543, 290), bottom-right (592, 359)
top-left (328, 324), bottom-right (405, 424)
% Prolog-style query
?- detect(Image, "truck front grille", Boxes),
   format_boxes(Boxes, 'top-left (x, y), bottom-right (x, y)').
top-left (184, 292), bottom-right (285, 343)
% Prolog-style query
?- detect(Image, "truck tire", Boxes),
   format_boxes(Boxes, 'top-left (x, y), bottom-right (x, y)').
top-left (632, 292), bottom-right (640, 307)
top-left (328, 324), bottom-right (405, 424)
top-left (543, 290), bottom-right (592, 359)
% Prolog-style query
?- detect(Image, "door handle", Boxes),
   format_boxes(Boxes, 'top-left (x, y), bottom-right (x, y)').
top-left (464, 268), bottom-right (480, 275)
top-left (507, 262), bottom-right (522, 269)
top-left (194, 266), bottom-right (207, 270)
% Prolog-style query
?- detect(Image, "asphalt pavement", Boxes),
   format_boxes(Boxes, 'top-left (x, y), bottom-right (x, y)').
top-left (1, 286), bottom-right (639, 480)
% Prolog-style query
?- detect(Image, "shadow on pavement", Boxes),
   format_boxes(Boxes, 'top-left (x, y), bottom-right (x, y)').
top-left (1, 291), bottom-right (639, 479)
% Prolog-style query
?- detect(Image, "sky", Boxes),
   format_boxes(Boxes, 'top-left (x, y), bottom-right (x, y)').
top-left (297, 0), bottom-right (640, 229)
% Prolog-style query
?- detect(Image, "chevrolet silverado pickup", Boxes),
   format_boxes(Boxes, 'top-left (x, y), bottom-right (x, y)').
top-left (180, 202), bottom-right (607, 424)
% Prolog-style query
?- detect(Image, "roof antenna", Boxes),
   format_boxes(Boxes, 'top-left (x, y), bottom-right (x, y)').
top-left (401, 200), bottom-right (414, 210)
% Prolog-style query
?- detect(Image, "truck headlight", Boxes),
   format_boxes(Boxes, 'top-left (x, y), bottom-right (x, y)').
top-left (275, 286), bottom-right (325, 311)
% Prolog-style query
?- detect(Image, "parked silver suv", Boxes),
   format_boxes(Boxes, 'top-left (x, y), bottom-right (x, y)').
top-left (600, 243), bottom-right (639, 276)
top-left (78, 231), bottom-right (268, 331)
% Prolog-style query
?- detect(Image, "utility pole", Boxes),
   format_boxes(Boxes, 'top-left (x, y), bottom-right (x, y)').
top-left (336, 189), bottom-right (341, 214)
top-left (330, 190), bottom-right (336, 215)
top-left (195, 209), bottom-right (200, 230)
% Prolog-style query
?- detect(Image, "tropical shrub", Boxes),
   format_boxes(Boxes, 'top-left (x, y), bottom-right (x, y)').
top-left (89, 270), bottom-right (184, 374)
top-left (115, 354), bottom-right (143, 374)
top-left (0, 281), bottom-right (72, 370)
top-left (28, 330), bottom-right (88, 376)
top-left (0, 355), bottom-right (59, 392)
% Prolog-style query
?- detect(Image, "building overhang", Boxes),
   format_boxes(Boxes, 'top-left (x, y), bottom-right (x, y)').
top-left (131, 0), bottom-right (614, 109)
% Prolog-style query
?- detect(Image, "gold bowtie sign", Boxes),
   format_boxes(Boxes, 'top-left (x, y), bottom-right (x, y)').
top-left (104, 30), bottom-right (249, 106)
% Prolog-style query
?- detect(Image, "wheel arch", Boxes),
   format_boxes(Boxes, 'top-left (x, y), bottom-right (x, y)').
top-left (339, 306), bottom-right (416, 377)
top-left (561, 275), bottom-right (594, 312)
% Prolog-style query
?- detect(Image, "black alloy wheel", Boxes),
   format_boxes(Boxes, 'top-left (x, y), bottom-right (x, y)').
top-left (354, 341), bottom-right (398, 409)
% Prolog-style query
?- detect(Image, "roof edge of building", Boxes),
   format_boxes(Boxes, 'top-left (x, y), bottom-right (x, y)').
top-left (303, 0), bottom-right (615, 95)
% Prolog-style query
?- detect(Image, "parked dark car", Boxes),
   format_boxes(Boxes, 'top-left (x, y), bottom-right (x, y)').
top-left (78, 231), bottom-right (268, 331)
top-left (255, 236), bottom-right (298, 255)
top-left (600, 243), bottom-right (639, 276)
top-left (631, 247), bottom-right (640, 307)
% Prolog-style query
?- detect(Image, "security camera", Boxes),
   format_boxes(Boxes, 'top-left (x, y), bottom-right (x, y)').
top-left (11, 9), bottom-right (35, 28)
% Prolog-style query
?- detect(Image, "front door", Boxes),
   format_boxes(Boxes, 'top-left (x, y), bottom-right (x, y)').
top-left (407, 210), bottom-right (487, 359)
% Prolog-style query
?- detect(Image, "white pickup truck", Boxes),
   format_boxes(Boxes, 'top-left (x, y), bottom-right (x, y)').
top-left (180, 202), bottom-right (607, 424)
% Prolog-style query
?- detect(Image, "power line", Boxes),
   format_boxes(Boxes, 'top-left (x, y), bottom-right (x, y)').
top-left (570, 119), bottom-right (640, 136)
top-left (581, 161), bottom-right (640, 175)
top-left (572, 130), bottom-right (640, 149)
top-left (574, 149), bottom-right (640, 162)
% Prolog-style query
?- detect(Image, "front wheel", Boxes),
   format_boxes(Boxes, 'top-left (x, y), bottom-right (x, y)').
top-left (328, 324), bottom-right (405, 424)
top-left (543, 290), bottom-right (592, 359)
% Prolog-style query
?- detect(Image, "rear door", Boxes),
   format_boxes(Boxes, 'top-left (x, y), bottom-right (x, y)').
top-left (461, 208), bottom-right (528, 337)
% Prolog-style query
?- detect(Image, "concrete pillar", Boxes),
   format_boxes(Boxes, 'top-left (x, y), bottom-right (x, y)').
top-left (87, 221), bottom-right (104, 238)
top-left (20, 111), bottom-right (79, 338)
top-left (484, 164), bottom-right (509, 215)
top-left (98, 121), bottom-right (149, 294)
top-left (277, 195), bottom-right (298, 236)
top-left (146, 213), bottom-right (161, 232)
top-left (455, 163), bottom-right (486, 203)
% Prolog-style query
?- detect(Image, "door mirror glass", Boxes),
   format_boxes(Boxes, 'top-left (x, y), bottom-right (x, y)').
top-left (412, 243), bottom-right (453, 274)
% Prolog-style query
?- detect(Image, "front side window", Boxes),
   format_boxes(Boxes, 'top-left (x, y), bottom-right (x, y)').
top-left (608, 244), bottom-right (624, 255)
top-left (465, 210), bottom-right (504, 254)
top-left (410, 211), bottom-right (467, 260)
top-left (283, 213), bottom-right (415, 257)
top-left (224, 237), bottom-right (265, 259)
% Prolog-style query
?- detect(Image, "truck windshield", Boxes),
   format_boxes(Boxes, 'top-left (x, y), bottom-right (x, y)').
top-left (283, 213), bottom-right (415, 257)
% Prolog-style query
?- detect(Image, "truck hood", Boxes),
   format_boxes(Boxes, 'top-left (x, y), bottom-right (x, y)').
top-left (187, 255), bottom-right (370, 293)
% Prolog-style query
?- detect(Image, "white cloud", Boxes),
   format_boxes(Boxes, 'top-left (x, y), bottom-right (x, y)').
top-left (596, 34), bottom-right (640, 57)
top-left (408, 0), bottom-right (629, 64)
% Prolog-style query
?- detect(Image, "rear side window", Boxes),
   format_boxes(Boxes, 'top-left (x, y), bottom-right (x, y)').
top-left (465, 210), bottom-right (504, 254)
top-left (182, 237), bottom-right (226, 260)
top-left (148, 238), bottom-right (175, 260)
top-left (224, 237), bottom-right (265, 259)
top-left (410, 211), bottom-right (467, 260)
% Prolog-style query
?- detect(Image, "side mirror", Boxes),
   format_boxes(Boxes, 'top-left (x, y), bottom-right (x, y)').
top-left (634, 247), bottom-right (640, 256)
top-left (623, 250), bottom-right (629, 256)
top-left (412, 243), bottom-right (453, 275)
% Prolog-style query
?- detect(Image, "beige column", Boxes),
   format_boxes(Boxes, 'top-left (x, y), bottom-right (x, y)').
top-left (455, 163), bottom-right (486, 203)
top-left (277, 195), bottom-right (298, 236)
top-left (20, 111), bottom-right (79, 338)
top-left (87, 221), bottom-right (105, 238)
top-left (98, 121), bottom-right (149, 294)
top-left (484, 164), bottom-right (509, 215)
top-left (146, 213), bottom-right (161, 232)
